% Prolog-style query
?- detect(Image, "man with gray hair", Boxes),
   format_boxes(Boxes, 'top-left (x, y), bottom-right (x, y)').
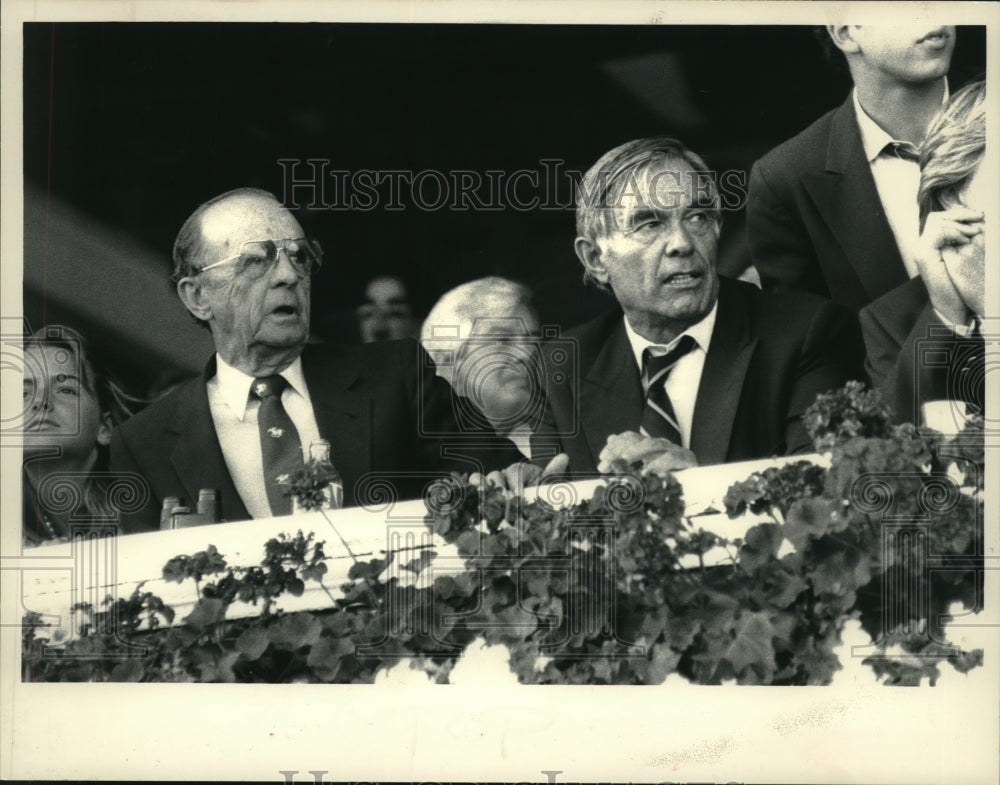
top-left (422, 277), bottom-right (541, 457)
top-left (111, 187), bottom-right (522, 531)
top-left (532, 136), bottom-right (866, 474)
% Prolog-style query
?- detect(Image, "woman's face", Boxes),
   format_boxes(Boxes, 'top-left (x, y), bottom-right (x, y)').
top-left (22, 345), bottom-right (110, 462)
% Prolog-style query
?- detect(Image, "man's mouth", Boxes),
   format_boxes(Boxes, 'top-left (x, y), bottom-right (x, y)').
top-left (662, 271), bottom-right (703, 287)
top-left (917, 28), bottom-right (949, 45)
top-left (270, 305), bottom-right (299, 317)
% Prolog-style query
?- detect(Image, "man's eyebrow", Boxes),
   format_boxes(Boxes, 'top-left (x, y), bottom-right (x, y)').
top-left (623, 207), bottom-right (659, 224)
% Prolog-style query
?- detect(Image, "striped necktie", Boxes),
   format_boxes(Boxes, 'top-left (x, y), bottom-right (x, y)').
top-left (251, 375), bottom-right (303, 516)
top-left (639, 335), bottom-right (696, 445)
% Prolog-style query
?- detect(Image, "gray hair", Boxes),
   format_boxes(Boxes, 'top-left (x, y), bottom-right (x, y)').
top-left (170, 187), bottom-right (281, 328)
top-left (420, 277), bottom-right (538, 381)
top-left (575, 137), bottom-right (721, 291)
top-left (171, 186), bottom-right (280, 283)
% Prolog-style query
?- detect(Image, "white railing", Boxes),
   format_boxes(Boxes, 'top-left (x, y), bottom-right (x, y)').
top-left (19, 454), bottom-right (826, 630)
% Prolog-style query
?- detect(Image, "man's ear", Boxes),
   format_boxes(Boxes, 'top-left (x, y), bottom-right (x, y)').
top-left (827, 25), bottom-right (861, 55)
top-left (177, 277), bottom-right (213, 323)
top-left (574, 237), bottom-right (610, 286)
top-left (96, 412), bottom-right (112, 447)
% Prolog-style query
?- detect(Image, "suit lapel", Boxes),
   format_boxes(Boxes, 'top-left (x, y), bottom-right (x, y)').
top-left (802, 98), bottom-right (908, 302)
top-left (690, 280), bottom-right (757, 465)
top-left (579, 318), bottom-right (644, 468)
top-left (168, 359), bottom-right (249, 522)
top-left (301, 345), bottom-right (372, 486)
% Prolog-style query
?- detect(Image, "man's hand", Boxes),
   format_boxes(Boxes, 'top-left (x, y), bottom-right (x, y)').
top-left (914, 206), bottom-right (984, 325)
top-left (470, 453), bottom-right (570, 496)
top-left (597, 431), bottom-right (698, 475)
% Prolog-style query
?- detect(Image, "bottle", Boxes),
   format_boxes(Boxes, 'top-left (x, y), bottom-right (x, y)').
top-left (169, 506), bottom-right (192, 529)
top-left (160, 497), bottom-right (183, 530)
top-left (196, 489), bottom-right (220, 523)
top-left (293, 439), bottom-right (344, 513)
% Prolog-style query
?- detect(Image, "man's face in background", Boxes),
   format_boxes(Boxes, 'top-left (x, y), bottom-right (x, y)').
top-left (454, 308), bottom-right (541, 433)
top-left (358, 275), bottom-right (419, 342)
top-left (848, 25), bottom-right (955, 85)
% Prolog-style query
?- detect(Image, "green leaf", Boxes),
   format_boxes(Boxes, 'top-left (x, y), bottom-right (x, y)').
top-left (810, 548), bottom-right (872, 597)
top-left (198, 651), bottom-right (241, 683)
top-left (307, 636), bottom-right (356, 682)
top-left (719, 611), bottom-right (777, 681)
top-left (739, 523), bottom-right (782, 573)
top-left (235, 627), bottom-right (270, 661)
top-left (109, 659), bottom-right (144, 682)
top-left (268, 612), bottom-right (323, 650)
top-left (182, 598), bottom-right (226, 632)
top-left (950, 648), bottom-right (984, 674)
top-left (301, 561), bottom-right (328, 582)
top-left (636, 642), bottom-right (681, 685)
top-left (434, 575), bottom-right (457, 600)
top-left (347, 558), bottom-right (386, 581)
top-left (783, 497), bottom-right (837, 552)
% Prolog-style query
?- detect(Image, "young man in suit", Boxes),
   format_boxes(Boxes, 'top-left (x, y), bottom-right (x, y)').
top-left (531, 137), bottom-right (866, 475)
top-left (747, 25), bottom-right (956, 310)
top-left (860, 80), bottom-right (986, 428)
top-left (110, 187), bottom-right (522, 531)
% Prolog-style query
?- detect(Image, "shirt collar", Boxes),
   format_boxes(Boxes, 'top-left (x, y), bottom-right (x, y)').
top-left (852, 81), bottom-right (949, 163)
top-left (213, 353), bottom-right (309, 421)
top-left (623, 300), bottom-right (718, 372)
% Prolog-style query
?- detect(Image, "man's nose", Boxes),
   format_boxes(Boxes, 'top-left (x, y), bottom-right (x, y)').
top-left (662, 224), bottom-right (693, 256)
top-left (271, 250), bottom-right (305, 283)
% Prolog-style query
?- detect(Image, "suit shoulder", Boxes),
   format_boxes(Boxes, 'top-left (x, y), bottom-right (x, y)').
top-left (305, 338), bottom-right (423, 370)
top-left (859, 277), bottom-right (930, 332)
top-left (561, 310), bottom-right (622, 342)
top-left (753, 103), bottom-right (842, 176)
top-left (727, 278), bottom-right (850, 329)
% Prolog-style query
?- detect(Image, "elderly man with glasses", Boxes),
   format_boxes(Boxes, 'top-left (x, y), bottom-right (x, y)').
top-left (111, 187), bottom-right (521, 532)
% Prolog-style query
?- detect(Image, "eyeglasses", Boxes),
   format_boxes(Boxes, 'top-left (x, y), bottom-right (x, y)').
top-left (195, 238), bottom-right (323, 279)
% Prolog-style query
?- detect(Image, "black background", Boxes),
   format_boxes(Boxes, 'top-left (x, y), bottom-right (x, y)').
top-left (22, 23), bottom-right (986, 393)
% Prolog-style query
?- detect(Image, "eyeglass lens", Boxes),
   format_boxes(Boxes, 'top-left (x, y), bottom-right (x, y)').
top-left (239, 239), bottom-right (320, 277)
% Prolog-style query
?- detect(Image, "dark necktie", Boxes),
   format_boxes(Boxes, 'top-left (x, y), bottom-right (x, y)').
top-left (640, 335), bottom-right (696, 445)
top-left (251, 375), bottom-right (303, 516)
top-left (883, 141), bottom-right (920, 163)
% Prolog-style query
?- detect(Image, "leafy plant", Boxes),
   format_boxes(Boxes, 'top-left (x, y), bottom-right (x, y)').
top-left (23, 386), bottom-right (984, 685)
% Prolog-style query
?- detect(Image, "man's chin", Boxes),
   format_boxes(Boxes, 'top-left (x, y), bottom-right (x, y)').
top-left (258, 324), bottom-right (309, 348)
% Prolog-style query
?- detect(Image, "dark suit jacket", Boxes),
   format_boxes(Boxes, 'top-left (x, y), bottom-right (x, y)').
top-left (110, 340), bottom-right (521, 532)
top-left (530, 278), bottom-right (866, 474)
top-left (860, 277), bottom-right (983, 425)
top-left (747, 95), bottom-right (910, 311)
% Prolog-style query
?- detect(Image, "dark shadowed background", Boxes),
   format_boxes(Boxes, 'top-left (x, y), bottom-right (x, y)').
top-left (22, 23), bottom-right (986, 396)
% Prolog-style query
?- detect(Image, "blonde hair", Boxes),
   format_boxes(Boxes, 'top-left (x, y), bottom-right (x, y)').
top-left (918, 80), bottom-right (986, 230)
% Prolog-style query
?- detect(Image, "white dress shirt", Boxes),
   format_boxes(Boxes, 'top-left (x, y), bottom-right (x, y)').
top-left (206, 354), bottom-right (322, 519)
top-left (852, 83), bottom-right (948, 278)
top-left (623, 303), bottom-right (718, 450)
